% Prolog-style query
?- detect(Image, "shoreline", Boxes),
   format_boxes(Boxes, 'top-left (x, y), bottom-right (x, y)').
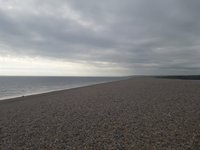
top-left (0, 77), bottom-right (129, 102)
top-left (1, 75), bottom-right (199, 102)
top-left (1, 77), bottom-right (200, 149)
top-left (0, 77), bottom-right (129, 104)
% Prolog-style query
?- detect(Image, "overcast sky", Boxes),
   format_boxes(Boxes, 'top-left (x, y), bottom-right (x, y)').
top-left (0, 0), bottom-right (200, 76)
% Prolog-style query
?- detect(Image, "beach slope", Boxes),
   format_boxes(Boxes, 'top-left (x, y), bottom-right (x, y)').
top-left (1, 77), bottom-right (200, 149)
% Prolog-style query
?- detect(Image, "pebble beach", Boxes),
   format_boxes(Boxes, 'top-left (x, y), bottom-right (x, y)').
top-left (1, 77), bottom-right (200, 149)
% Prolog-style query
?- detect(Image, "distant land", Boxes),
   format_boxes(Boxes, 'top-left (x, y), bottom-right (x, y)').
top-left (155, 75), bottom-right (200, 80)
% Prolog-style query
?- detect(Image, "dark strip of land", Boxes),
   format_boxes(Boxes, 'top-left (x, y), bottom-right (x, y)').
top-left (156, 75), bottom-right (200, 80)
top-left (1, 77), bottom-right (200, 149)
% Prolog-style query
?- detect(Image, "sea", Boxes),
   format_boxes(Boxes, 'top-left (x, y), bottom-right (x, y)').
top-left (0, 76), bottom-right (127, 100)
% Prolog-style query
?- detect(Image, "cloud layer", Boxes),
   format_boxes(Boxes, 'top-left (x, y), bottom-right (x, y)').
top-left (0, 0), bottom-right (200, 75)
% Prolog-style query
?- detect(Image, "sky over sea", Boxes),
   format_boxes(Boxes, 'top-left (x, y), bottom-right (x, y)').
top-left (0, 0), bottom-right (200, 76)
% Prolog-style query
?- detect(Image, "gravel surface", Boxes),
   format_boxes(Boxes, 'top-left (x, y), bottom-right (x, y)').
top-left (1, 77), bottom-right (200, 149)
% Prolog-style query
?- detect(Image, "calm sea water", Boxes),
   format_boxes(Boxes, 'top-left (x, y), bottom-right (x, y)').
top-left (0, 76), bottom-right (126, 100)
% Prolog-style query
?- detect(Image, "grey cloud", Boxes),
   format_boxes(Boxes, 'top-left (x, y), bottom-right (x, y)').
top-left (0, 0), bottom-right (200, 75)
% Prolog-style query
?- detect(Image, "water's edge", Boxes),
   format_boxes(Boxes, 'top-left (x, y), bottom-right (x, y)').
top-left (0, 77), bottom-right (129, 101)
